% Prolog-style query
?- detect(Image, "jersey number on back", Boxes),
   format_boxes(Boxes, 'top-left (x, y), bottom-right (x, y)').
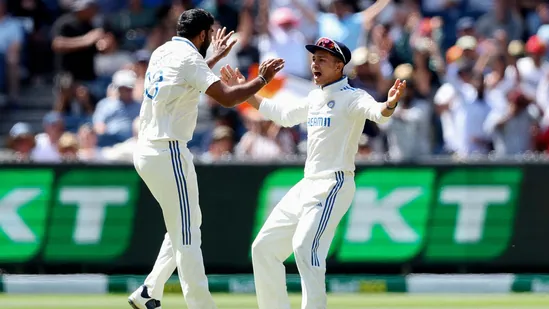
top-left (145, 70), bottom-right (164, 100)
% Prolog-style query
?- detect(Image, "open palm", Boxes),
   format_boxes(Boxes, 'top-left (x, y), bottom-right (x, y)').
top-left (220, 64), bottom-right (246, 86)
top-left (387, 79), bottom-right (406, 105)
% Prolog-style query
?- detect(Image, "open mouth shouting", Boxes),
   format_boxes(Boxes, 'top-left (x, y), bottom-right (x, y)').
top-left (313, 71), bottom-right (322, 79)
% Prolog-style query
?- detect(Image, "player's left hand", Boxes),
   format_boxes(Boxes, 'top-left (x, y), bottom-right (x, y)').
top-left (387, 79), bottom-right (406, 107)
top-left (211, 27), bottom-right (237, 59)
top-left (220, 64), bottom-right (246, 86)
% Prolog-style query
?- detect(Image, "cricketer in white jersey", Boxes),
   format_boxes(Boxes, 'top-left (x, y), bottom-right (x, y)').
top-left (128, 8), bottom-right (285, 309)
top-left (220, 37), bottom-right (406, 309)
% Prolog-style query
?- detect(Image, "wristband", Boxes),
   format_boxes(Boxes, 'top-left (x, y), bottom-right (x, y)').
top-left (386, 101), bottom-right (398, 110)
top-left (258, 75), bottom-right (267, 85)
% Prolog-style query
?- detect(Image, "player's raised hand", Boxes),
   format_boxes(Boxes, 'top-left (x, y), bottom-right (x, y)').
top-left (220, 64), bottom-right (246, 86)
top-left (211, 27), bottom-right (237, 59)
top-left (387, 79), bottom-right (406, 106)
top-left (258, 58), bottom-right (285, 83)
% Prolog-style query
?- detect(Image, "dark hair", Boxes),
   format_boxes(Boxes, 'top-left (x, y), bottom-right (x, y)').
top-left (176, 8), bottom-right (215, 40)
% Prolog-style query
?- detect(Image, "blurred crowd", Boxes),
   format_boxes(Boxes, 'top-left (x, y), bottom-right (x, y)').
top-left (4, 0), bottom-right (549, 163)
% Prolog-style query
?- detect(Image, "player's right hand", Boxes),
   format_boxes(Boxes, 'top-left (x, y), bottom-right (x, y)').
top-left (258, 58), bottom-right (285, 83)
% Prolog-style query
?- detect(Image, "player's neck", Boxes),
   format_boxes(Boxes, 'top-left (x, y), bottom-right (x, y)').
top-left (320, 75), bottom-right (346, 89)
top-left (176, 35), bottom-right (201, 50)
top-left (189, 37), bottom-right (201, 50)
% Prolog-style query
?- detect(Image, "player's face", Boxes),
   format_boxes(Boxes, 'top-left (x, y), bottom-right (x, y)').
top-left (199, 28), bottom-right (213, 58)
top-left (310, 50), bottom-right (343, 86)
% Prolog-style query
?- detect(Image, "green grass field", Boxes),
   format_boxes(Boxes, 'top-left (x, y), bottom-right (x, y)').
top-left (2, 293), bottom-right (549, 309)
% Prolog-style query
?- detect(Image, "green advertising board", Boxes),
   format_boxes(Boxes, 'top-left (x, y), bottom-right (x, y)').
top-left (254, 167), bottom-right (521, 263)
top-left (0, 170), bottom-right (53, 262)
top-left (0, 164), bottom-right (545, 274)
top-left (0, 168), bottom-right (139, 263)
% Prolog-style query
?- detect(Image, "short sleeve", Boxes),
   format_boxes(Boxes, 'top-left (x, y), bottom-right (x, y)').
top-left (178, 53), bottom-right (220, 93)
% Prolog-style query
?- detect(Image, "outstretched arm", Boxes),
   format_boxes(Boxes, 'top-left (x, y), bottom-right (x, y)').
top-left (179, 53), bottom-right (284, 107)
top-left (348, 79), bottom-right (406, 122)
top-left (361, 0), bottom-right (392, 28)
top-left (220, 65), bottom-right (308, 127)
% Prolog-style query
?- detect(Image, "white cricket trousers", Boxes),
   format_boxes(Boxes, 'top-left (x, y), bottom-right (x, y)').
top-left (252, 171), bottom-right (355, 309)
top-left (133, 140), bottom-right (216, 309)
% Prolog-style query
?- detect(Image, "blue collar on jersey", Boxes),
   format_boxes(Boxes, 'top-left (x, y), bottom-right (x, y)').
top-left (172, 36), bottom-right (198, 52)
top-left (320, 76), bottom-right (348, 93)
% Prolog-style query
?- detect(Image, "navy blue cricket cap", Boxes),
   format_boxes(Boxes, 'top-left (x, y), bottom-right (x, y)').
top-left (306, 37), bottom-right (352, 65)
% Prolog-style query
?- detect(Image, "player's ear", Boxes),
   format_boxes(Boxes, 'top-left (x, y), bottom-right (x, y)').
top-left (336, 61), bottom-right (343, 73)
top-left (199, 29), bottom-right (206, 42)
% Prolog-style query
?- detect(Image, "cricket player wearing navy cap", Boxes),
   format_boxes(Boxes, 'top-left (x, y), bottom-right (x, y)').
top-left (220, 37), bottom-right (406, 309)
top-left (128, 8), bottom-right (285, 309)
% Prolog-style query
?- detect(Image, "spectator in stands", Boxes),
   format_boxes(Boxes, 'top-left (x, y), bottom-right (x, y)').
top-left (257, 7), bottom-right (310, 79)
top-left (102, 116), bottom-right (139, 162)
top-left (292, 0), bottom-right (392, 51)
top-left (378, 64), bottom-right (432, 161)
top-left (485, 52), bottom-right (516, 113)
top-left (526, 2), bottom-right (549, 37)
top-left (76, 123), bottom-right (105, 162)
top-left (51, 0), bottom-right (103, 98)
top-left (509, 35), bottom-right (549, 101)
top-left (420, 0), bottom-right (463, 50)
top-left (103, 0), bottom-right (159, 50)
top-left (53, 72), bottom-right (96, 132)
top-left (8, 0), bottom-right (55, 85)
top-left (484, 90), bottom-right (538, 156)
top-left (6, 0), bottom-right (549, 162)
top-left (0, 0), bottom-right (24, 107)
top-left (32, 111), bottom-right (64, 162)
top-left (348, 47), bottom-right (392, 101)
top-left (200, 125), bottom-right (235, 163)
top-left (93, 69), bottom-right (141, 147)
top-left (268, 0), bottom-right (318, 42)
top-left (476, 0), bottom-right (523, 41)
top-left (6, 122), bottom-right (35, 162)
top-left (94, 27), bottom-right (134, 90)
top-left (235, 109), bottom-right (295, 161)
top-left (435, 60), bottom-right (487, 155)
top-left (446, 35), bottom-right (479, 86)
top-left (57, 131), bottom-right (79, 162)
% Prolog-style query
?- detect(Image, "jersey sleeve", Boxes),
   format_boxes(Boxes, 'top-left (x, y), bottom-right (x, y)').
top-left (258, 97), bottom-right (309, 128)
top-left (347, 90), bottom-right (390, 124)
top-left (177, 52), bottom-right (220, 93)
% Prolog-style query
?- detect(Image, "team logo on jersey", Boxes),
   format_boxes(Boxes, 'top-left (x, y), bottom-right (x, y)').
top-left (327, 100), bottom-right (335, 108)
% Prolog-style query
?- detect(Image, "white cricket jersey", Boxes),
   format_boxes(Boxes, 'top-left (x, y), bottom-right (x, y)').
top-left (138, 37), bottom-right (220, 144)
top-left (259, 77), bottom-right (389, 178)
